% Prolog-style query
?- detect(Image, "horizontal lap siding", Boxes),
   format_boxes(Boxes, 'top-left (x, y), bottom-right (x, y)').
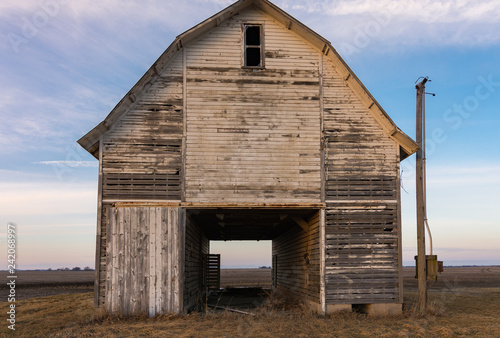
top-left (105, 207), bottom-right (183, 315)
top-left (185, 9), bottom-right (321, 203)
top-left (272, 211), bottom-right (321, 304)
top-left (184, 215), bottom-right (209, 311)
top-left (102, 54), bottom-right (184, 201)
top-left (325, 203), bottom-right (399, 303)
top-left (323, 58), bottom-right (400, 304)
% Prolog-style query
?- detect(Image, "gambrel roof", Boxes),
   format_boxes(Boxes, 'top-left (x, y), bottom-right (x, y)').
top-left (78, 0), bottom-right (418, 159)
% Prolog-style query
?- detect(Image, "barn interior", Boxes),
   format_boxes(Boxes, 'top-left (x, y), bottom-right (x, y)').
top-left (185, 208), bottom-right (322, 312)
top-left (188, 208), bottom-right (317, 241)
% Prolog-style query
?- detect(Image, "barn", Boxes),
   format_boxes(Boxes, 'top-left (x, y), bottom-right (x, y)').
top-left (78, 0), bottom-right (418, 316)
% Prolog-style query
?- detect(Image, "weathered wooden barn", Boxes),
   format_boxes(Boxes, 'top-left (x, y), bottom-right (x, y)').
top-left (79, 0), bottom-right (418, 316)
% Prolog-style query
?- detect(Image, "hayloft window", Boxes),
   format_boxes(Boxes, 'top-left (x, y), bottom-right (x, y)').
top-left (244, 24), bottom-right (264, 68)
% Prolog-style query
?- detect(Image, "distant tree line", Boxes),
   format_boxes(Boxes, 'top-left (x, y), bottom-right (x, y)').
top-left (47, 266), bottom-right (94, 271)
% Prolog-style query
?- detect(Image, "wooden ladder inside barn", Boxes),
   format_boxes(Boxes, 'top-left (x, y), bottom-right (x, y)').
top-left (203, 254), bottom-right (221, 291)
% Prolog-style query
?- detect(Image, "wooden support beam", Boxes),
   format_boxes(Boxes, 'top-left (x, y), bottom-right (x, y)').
top-left (94, 138), bottom-right (103, 308)
top-left (291, 216), bottom-right (309, 232)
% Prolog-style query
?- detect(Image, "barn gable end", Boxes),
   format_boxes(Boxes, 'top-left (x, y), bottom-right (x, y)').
top-left (184, 7), bottom-right (322, 203)
top-left (79, 0), bottom-right (417, 316)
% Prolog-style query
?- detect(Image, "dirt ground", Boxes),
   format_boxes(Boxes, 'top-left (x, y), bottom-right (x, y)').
top-left (1, 267), bottom-right (500, 336)
top-left (2, 266), bottom-right (498, 301)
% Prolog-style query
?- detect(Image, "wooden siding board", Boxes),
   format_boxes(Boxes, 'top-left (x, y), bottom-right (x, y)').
top-left (272, 211), bottom-right (321, 304)
top-left (184, 8), bottom-right (321, 204)
top-left (396, 147), bottom-right (404, 303)
top-left (105, 206), bottom-right (113, 312)
top-left (323, 53), bottom-right (401, 305)
top-left (103, 207), bottom-right (183, 316)
top-left (120, 209), bottom-right (131, 315)
top-left (183, 213), bottom-right (208, 311)
top-left (101, 52), bottom-right (184, 201)
top-left (94, 140), bottom-right (104, 307)
top-left (130, 208), bottom-right (138, 314)
top-left (98, 204), bottom-right (107, 307)
top-left (325, 202), bottom-right (400, 304)
top-left (137, 207), bottom-right (147, 313)
top-left (148, 208), bottom-right (155, 316)
top-left (155, 207), bottom-right (163, 314)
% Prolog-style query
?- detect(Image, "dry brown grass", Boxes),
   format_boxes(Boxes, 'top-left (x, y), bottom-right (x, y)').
top-left (2, 286), bottom-right (500, 337)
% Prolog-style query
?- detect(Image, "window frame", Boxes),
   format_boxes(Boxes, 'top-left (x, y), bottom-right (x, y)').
top-left (242, 23), bottom-right (265, 69)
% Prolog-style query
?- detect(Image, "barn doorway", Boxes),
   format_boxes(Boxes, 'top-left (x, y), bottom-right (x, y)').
top-left (211, 240), bottom-right (272, 287)
top-left (186, 208), bottom-right (321, 312)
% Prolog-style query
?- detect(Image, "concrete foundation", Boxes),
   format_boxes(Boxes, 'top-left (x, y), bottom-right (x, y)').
top-left (326, 304), bottom-right (352, 313)
top-left (304, 299), bottom-right (322, 313)
top-left (357, 303), bottom-right (402, 316)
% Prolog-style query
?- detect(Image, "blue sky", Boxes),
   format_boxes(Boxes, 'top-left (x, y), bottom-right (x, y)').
top-left (0, 0), bottom-right (498, 269)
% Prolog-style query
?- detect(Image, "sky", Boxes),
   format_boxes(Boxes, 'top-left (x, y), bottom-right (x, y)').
top-left (0, 0), bottom-right (499, 269)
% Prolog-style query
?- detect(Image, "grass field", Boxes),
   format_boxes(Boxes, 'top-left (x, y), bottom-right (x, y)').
top-left (1, 267), bottom-right (500, 337)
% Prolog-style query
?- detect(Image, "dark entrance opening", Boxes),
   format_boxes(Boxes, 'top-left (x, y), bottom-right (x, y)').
top-left (186, 208), bottom-right (320, 313)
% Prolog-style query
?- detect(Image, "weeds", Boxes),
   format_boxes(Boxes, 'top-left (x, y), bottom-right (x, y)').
top-left (2, 275), bottom-right (500, 337)
top-left (260, 287), bottom-right (302, 312)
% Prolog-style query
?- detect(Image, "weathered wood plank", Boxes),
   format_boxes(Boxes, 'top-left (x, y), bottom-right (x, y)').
top-left (184, 9), bottom-right (321, 204)
top-left (148, 207), bottom-right (156, 316)
top-left (273, 211), bottom-right (321, 304)
top-left (155, 207), bottom-right (162, 314)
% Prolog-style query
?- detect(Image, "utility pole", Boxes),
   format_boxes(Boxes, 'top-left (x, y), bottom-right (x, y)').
top-left (416, 77), bottom-right (428, 316)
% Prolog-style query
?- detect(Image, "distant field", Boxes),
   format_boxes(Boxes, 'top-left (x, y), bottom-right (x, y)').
top-left (0, 270), bottom-right (94, 300)
top-left (2, 266), bottom-right (500, 300)
top-left (1, 267), bottom-right (499, 336)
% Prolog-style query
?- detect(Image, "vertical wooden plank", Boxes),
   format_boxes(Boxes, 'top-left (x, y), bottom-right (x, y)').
top-left (166, 208), bottom-right (173, 313)
top-left (155, 207), bottom-right (163, 314)
top-left (105, 206), bottom-right (114, 313)
top-left (122, 207), bottom-right (130, 315)
top-left (94, 139), bottom-right (103, 307)
top-left (148, 207), bottom-right (156, 316)
top-left (162, 208), bottom-right (170, 313)
top-left (320, 208), bottom-right (326, 314)
top-left (396, 151), bottom-right (404, 304)
top-left (130, 207), bottom-right (137, 314)
top-left (117, 208), bottom-right (125, 313)
top-left (171, 208), bottom-right (179, 312)
top-left (178, 208), bottom-right (186, 313)
top-left (160, 208), bottom-right (168, 313)
top-left (110, 207), bottom-right (118, 313)
top-left (139, 207), bottom-right (148, 313)
top-left (174, 207), bottom-right (180, 313)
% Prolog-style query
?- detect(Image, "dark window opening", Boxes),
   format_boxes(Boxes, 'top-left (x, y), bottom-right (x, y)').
top-left (246, 48), bottom-right (261, 67)
top-left (244, 24), bottom-right (263, 68)
top-left (246, 26), bottom-right (260, 45)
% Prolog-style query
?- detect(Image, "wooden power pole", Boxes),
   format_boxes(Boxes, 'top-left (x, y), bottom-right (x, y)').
top-left (416, 77), bottom-right (428, 315)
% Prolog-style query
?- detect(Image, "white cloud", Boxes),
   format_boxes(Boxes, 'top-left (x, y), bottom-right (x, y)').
top-left (403, 164), bottom-right (500, 187)
top-left (279, 0), bottom-right (500, 47)
top-left (0, 181), bottom-right (96, 216)
top-left (3, 0), bottom-right (499, 50)
top-left (37, 161), bottom-right (98, 168)
top-left (427, 165), bottom-right (500, 187)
